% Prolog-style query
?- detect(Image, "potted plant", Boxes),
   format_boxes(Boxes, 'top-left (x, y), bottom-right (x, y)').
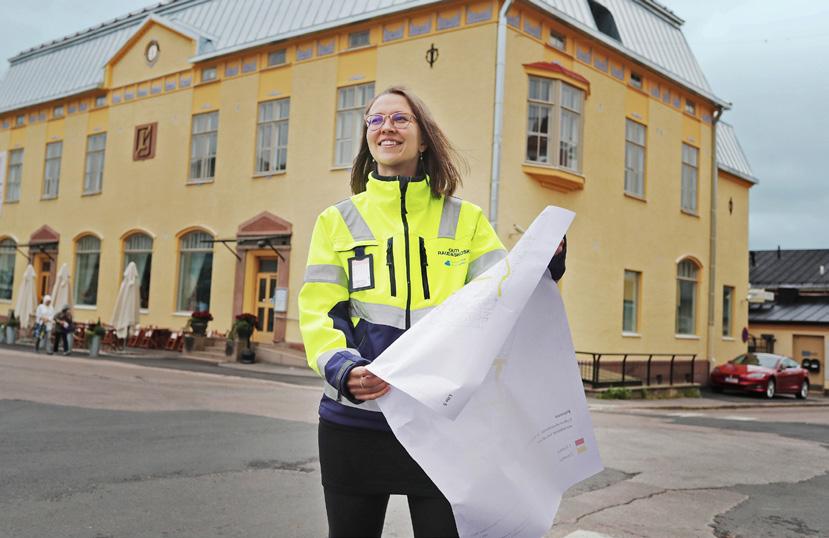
top-left (5, 312), bottom-right (19, 345)
top-left (188, 310), bottom-right (213, 336)
top-left (85, 320), bottom-right (106, 357)
top-left (233, 313), bottom-right (258, 364)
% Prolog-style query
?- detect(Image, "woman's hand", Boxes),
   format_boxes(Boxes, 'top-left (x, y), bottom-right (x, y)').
top-left (346, 366), bottom-right (390, 401)
top-left (555, 239), bottom-right (565, 256)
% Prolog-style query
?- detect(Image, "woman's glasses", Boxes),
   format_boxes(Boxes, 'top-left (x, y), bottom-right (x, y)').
top-left (365, 112), bottom-right (416, 131)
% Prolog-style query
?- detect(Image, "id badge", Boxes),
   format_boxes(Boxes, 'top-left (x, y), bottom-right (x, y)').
top-left (348, 247), bottom-right (374, 292)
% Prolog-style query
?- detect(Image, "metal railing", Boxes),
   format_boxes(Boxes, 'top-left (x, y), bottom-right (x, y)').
top-left (576, 352), bottom-right (705, 388)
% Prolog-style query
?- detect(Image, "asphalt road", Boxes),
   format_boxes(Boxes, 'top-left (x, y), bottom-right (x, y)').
top-left (1, 348), bottom-right (827, 538)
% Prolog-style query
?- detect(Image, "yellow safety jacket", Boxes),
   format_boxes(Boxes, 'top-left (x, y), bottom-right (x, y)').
top-left (299, 172), bottom-right (506, 430)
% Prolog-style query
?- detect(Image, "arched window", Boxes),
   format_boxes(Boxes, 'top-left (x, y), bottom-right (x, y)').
top-left (0, 238), bottom-right (16, 300)
top-left (676, 259), bottom-right (699, 335)
top-left (177, 231), bottom-right (213, 312)
top-left (124, 233), bottom-right (153, 309)
top-left (74, 235), bottom-right (101, 306)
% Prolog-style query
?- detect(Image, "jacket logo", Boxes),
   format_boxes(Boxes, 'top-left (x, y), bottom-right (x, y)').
top-left (437, 248), bottom-right (469, 257)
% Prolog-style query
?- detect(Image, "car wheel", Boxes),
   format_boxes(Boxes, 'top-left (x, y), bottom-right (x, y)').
top-left (765, 378), bottom-right (776, 399)
top-left (796, 380), bottom-right (809, 400)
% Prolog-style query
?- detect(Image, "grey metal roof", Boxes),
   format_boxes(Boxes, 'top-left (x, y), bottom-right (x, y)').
top-left (717, 122), bottom-right (757, 184)
top-left (749, 297), bottom-right (829, 325)
top-left (750, 250), bottom-right (829, 290)
top-left (1, 0), bottom-right (727, 114)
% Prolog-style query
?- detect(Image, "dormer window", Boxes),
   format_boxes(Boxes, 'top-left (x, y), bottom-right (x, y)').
top-left (548, 30), bottom-right (566, 51)
top-left (630, 72), bottom-right (643, 90)
top-left (685, 100), bottom-right (696, 115)
top-left (588, 0), bottom-right (622, 42)
top-left (95, 96), bottom-right (107, 108)
top-left (348, 30), bottom-right (370, 49)
top-left (201, 67), bottom-right (217, 83)
top-left (53, 105), bottom-right (64, 118)
top-left (16, 115), bottom-right (25, 126)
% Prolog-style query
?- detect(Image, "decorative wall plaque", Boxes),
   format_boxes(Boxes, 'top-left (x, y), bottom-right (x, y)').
top-left (134, 122), bottom-right (157, 161)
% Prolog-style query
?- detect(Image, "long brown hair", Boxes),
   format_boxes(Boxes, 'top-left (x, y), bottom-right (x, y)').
top-left (350, 86), bottom-right (466, 197)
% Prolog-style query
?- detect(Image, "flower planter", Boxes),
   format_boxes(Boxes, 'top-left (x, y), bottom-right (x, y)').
top-left (183, 334), bottom-right (195, 352)
top-left (88, 335), bottom-right (102, 357)
top-left (190, 320), bottom-right (208, 336)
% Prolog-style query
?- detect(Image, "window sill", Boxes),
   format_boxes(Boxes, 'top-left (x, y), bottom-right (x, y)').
top-left (624, 192), bottom-right (647, 203)
top-left (4, 200), bottom-right (19, 205)
top-left (82, 191), bottom-right (102, 197)
top-left (0, 299), bottom-right (11, 304)
top-left (674, 334), bottom-right (700, 340)
top-left (196, 78), bottom-right (220, 87)
top-left (140, 309), bottom-right (149, 315)
top-left (622, 332), bottom-right (641, 338)
top-left (341, 44), bottom-right (376, 55)
top-left (40, 195), bottom-right (59, 201)
top-left (261, 62), bottom-right (290, 73)
top-left (683, 111), bottom-right (699, 121)
top-left (75, 305), bottom-right (97, 311)
top-left (680, 209), bottom-right (700, 218)
top-left (252, 170), bottom-right (287, 179)
top-left (522, 163), bottom-right (584, 192)
top-left (173, 311), bottom-right (193, 317)
top-left (722, 336), bottom-right (735, 341)
top-left (186, 179), bottom-right (215, 186)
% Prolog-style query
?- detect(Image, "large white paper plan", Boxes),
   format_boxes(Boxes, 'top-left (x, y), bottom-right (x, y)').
top-left (367, 206), bottom-right (603, 538)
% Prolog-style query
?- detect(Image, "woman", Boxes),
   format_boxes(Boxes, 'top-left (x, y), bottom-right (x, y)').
top-left (34, 294), bottom-right (55, 354)
top-left (299, 86), bottom-right (565, 538)
top-left (53, 305), bottom-right (74, 355)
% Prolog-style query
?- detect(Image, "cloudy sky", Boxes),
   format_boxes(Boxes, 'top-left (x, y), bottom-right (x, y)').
top-left (0, 0), bottom-right (826, 251)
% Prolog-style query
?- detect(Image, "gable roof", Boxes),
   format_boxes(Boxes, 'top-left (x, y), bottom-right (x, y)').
top-left (750, 250), bottom-right (829, 290)
top-left (717, 122), bottom-right (757, 184)
top-left (0, 0), bottom-right (728, 114)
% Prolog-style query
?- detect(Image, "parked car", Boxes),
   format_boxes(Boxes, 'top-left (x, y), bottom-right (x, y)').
top-left (709, 353), bottom-right (809, 399)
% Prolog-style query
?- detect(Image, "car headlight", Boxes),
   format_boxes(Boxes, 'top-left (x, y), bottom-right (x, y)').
top-left (746, 373), bottom-right (768, 380)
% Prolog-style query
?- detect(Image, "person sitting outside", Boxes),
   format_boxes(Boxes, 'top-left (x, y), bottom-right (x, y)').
top-left (34, 295), bottom-right (55, 354)
top-left (53, 305), bottom-right (74, 356)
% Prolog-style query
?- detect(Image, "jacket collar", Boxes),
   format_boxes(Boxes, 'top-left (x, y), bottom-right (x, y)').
top-left (366, 171), bottom-right (432, 214)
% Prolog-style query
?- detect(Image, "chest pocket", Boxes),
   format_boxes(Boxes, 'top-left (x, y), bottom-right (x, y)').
top-left (421, 235), bottom-right (473, 302)
top-left (333, 240), bottom-right (380, 294)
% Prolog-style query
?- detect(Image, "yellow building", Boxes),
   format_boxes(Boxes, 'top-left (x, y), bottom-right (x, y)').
top-left (0, 0), bottom-right (756, 374)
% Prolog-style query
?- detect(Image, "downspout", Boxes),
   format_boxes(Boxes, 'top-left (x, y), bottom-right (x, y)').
top-left (706, 106), bottom-right (723, 365)
top-left (489, 0), bottom-right (514, 225)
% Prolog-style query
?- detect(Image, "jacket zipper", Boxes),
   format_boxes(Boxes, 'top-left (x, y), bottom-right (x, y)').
top-left (419, 236), bottom-right (430, 300)
top-left (399, 178), bottom-right (412, 329)
top-left (386, 237), bottom-right (397, 297)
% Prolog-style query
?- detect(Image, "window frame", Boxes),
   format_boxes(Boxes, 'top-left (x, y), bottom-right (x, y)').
top-left (6, 148), bottom-right (23, 203)
top-left (681, 143), bottom-right (699, 214)
top-left (524, 76), bottom-right (585, 173)
top-left (188, 111), bottom-right (219, 182)
top-left (176, 230), bottom-right (214, 313)
top-left (267, 49), bottom-right (287, 67)
top-left (334, 82), bottom-right (375, 167)
top-left (675, 259), bottom-right (699, 336)
top-left (348, 30), bottom-right (371, 49)
top-left (722, 285), bottom-right (734, 337)
top-left (42, 141), bottom-right (63, 199)
top-left (622, 270), bottom-right (640, 334)
top-left (74, 235), bottom-right (101, 307)
top-left (83, 132), bottom-right (107, 194)
top-left (124, 233), bottom-right (154, 310)
top-left (255, 98), bottom-right (291, 174)
top-left (0, 238), bottom-right (16, 301)
top-left (201, 66), bottom-right (218, 83)
top-left (624, 119), bottom-right (646, 198)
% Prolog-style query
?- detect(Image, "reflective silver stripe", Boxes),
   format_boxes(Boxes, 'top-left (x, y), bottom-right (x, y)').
top-left (350, 299), bottom-right (406, 329)
top-left (466, 248), bottom-right (507, 282)
top-left (316, 347), bottom-right (360, 374)
top-left (323, 381), bottom-right (381, 412)
top-left (335, 198), bottom-right (375, 242)
top-left (350, 299), bottom-right (436, 329)
top-left (438, 196), bottom-right (463, 239)
top-left (304, 264), bottom-right (347, 287)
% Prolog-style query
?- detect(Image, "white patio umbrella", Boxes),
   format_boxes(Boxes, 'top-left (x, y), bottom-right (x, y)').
top-left (50, 263), bottom-right (73, 311)
top-left (14, 264), bottom-right (37, 329)
top-left (110, 262), bottom-right (141, 340)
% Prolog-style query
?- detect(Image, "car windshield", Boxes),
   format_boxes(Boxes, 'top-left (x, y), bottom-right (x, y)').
top-left (730, 353), bottom-right (779, 369)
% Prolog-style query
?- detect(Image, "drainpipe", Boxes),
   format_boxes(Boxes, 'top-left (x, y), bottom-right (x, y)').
top-left (489, 0), bottom-right (514, 225)
top-left (706, 106), bottom-right (723, 365)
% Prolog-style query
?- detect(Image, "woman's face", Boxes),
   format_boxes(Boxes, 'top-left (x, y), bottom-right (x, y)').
top-left (366, 93), bottom-right (426, 177)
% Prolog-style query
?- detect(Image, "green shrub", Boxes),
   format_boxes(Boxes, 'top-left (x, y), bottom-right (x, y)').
top-left (597, 387), bottom-right (632, 399)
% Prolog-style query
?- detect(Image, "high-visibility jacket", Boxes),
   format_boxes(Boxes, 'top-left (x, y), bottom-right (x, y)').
top-left (299, 172), bottom-right (507, 431)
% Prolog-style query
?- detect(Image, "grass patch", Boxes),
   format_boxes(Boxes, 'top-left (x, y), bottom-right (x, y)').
top-left (597, 387), bottom-right (633, 400)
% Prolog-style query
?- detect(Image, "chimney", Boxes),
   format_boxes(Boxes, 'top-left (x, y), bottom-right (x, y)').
top-left (750, 251), bottom-right (756, 267)
top-left (777, 246), bottom-right (781, 259)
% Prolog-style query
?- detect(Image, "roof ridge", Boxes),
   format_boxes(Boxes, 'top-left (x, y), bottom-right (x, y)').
top-left (8, 0), bottom-right (204, 64)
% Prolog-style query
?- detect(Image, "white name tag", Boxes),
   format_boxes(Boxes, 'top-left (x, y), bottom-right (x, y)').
top-left (349, 254), bottom-right (374, 291)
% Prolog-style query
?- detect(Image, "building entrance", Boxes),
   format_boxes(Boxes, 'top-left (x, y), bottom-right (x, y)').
top-left (253, 258), bottom-right (278, 343)
top-left (34, 254), bottom-right (53, 303)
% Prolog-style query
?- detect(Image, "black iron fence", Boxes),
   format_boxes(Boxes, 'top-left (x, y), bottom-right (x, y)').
top-left (576, 352), bottom-right (707, 388)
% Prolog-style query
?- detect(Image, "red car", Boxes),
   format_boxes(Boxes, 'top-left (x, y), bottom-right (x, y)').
top-left (709, 353), bottom-right (810, 399)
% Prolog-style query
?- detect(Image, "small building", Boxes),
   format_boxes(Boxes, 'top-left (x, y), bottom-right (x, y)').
top-left (748, 249), bottom-right (829, 393)
top-left (0, 0), bottom-right (755, 370)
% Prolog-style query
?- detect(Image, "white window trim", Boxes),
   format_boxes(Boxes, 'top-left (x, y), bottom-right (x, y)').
top-left (624, 119), bottom-right (646, 197)
top-left (255, 98), bottom-right (290, 174)
top-left (189, 112), bottom-right (219, 181)
top-left (334, 83), bottom-right (375, 167)
top-left (525, 76), bottom-right (584, 173)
